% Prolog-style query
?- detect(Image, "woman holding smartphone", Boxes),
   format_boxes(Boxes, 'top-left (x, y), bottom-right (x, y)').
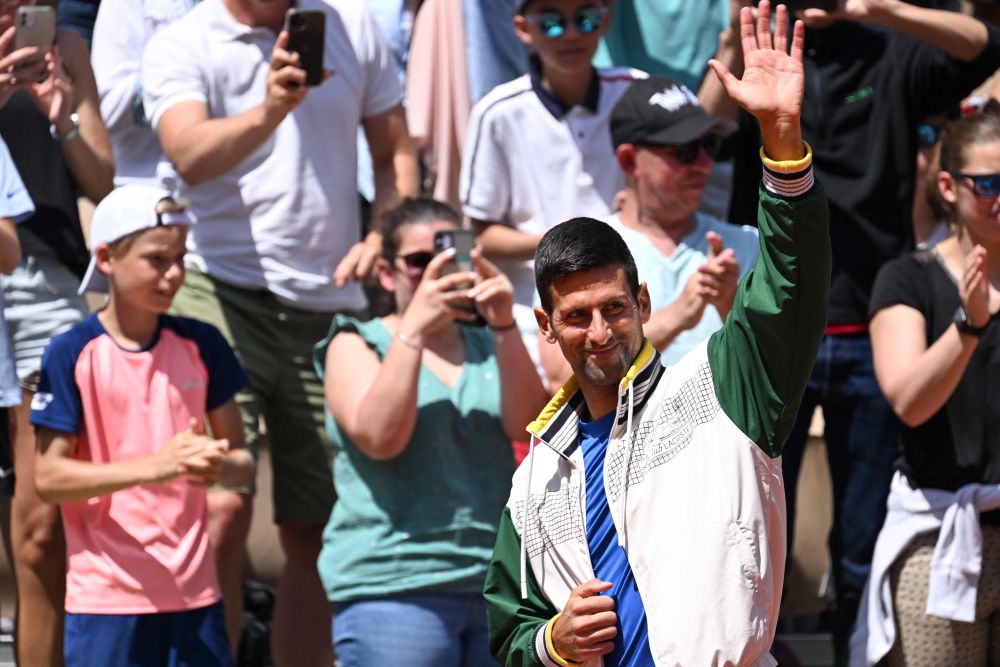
top-left (859, 112), bottom-right (1000, 665)
top-left (0, 3), bottom-right (113, 666)
top-left (315, 198), bottom-right (547, 665)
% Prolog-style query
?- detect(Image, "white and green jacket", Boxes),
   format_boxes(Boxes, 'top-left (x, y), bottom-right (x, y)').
top-left (484, 153), bottom-right (830, 667)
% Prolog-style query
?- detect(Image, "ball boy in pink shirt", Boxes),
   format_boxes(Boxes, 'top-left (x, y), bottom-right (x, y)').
top-left (29, 184), bottom-right (253, 666)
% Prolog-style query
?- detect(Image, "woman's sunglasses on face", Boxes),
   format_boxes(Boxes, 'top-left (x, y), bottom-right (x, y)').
top-left (525, 6), bottom-right (607, 39)
top-left (951, 172), bottom-right (1000, 199)
top-left (396, 250), bottom-right (435, 275)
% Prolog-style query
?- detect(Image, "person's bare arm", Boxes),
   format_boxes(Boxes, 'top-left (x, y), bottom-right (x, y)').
top-left (807, 0), bottom-right (989, 61)
top-left (468, 251), bottom-right (549, 438)
top-left (871, 245), bottom-right (990, 427)
top-left (325, 252), bottom-right (477, 460)
top-left (155, 31), bottom-right (306, 186)
top-left (471, 219), bottom-right (544, 263)
top-left (699, 0), bottom-right (752, 119)
top-left (0, 218), bottom-right (21, 274)
top-left (45, 31), bottom-right (114, 202)
top-left (35, 421), bottom-right (226, 503)
top-left (332, 105), bottom-right (419, 287)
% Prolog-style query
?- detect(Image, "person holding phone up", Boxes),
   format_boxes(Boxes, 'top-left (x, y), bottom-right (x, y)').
top-left (315, 198), bottom-right (548, 666)
top-left (0, 4), bottom-right (114, 667)
top-left (141, 1), bottom-right (418, 664)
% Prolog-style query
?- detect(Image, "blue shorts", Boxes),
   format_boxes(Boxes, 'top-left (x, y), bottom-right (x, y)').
top-left (64, 601), bottom-right (233, 667)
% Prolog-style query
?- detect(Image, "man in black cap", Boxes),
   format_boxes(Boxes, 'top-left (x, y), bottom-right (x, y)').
top-left (538, 75), bottom-right (764, 388)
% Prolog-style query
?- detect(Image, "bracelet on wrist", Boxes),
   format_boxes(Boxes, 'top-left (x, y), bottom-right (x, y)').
top-left (489, 320), bottom-right (518, 332)
top-left (50, 113), bottom-right (80, 142)
top-left (544, 614), bottom-right (582, 667)
top-left (395, 330), bottom-right (423, 351)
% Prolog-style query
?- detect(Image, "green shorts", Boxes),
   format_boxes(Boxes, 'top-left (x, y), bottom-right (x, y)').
top-left (171, 266), bottom-right (343, 524)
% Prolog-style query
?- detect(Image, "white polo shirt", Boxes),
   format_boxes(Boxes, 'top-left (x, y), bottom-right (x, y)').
top-left (460, 67), bottom-right (646, 310)
top-left (143, 0), bottom-right (401, 311)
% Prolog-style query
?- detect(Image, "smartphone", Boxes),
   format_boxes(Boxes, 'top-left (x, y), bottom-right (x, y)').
top-left (14, 6), bottom-right (54, 83)
top-left (284, 9), bottom-right (325, 87)
top-left (434, 229), bottom-right (486, 327)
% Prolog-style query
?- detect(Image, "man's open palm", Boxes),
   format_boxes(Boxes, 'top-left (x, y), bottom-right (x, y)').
top-left (709, 1), bottom-right (804, 129)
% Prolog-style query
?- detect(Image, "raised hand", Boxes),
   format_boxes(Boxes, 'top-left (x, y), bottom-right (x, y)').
top-left (960, 244), bottom-right (991, 329)
top-left (397, 248), bottom-right (479, 344)
top-left (467, 249), bottom-right (516, 329)
top-left (263, 31), bottom-right (308, 123)
top-left (29, 45), bottom-right (73, 127)
top-left (0, 26), bottom-right (45, 108)
top-left (709, 1), bottom-right (806, 160)
top-left (551, 579), bottom-right (618, 662)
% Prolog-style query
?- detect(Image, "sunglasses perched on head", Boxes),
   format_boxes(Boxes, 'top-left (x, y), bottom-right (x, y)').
top-left (917, 123), bottom-right (947, 148)
top-left (395, 250), bottom-right (435, 272)
top-left (526, 6), bottom-right (607, 39)
top-left (952, 172), bottom-right (1000, 199)
top-left (655, 135), bottom-right (726, 165)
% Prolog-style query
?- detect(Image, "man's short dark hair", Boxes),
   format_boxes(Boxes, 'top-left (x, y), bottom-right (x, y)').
top-left (535, 217), bottom-right (640, 313)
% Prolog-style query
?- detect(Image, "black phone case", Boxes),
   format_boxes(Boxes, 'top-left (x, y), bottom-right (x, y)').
top-left (285, 10), bottom-right (325, 87)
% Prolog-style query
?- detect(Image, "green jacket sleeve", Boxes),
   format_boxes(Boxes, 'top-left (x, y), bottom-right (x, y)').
top-left (708, 174), bottom-right (831, 457)
top-left (484, 506), bottom-right (561, 666)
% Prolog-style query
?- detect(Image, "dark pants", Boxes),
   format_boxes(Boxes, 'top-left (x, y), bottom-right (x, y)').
top-left (781, 334), bottom-right (901, 666)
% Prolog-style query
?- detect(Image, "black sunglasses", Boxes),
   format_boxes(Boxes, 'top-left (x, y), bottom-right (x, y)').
top-left (526, 6), bottom-right (607, 39)
top-left (654, 135), bottom-right (725, 165)
top-left (395, 250), bottom-right (435, 272)
top-left (951, 172), bottom-right (1000, 199)
top-left (917, 123), bottom-right (946, 149)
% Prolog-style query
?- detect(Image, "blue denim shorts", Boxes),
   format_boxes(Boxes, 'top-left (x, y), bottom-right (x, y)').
top-left (333, 592), bottom-right (494, 666)
top-left (0, 255), bottom-right (89, 382)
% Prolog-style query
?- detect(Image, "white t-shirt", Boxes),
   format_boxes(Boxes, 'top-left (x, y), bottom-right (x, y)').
top-left (607, 211), bottom-right (760, 365)
top-left (143, 0), bottom-right (402, 311)
top-left (92, 0), bottom-right (198, 186)
top-left (460, 67), bottom-right (646, 311)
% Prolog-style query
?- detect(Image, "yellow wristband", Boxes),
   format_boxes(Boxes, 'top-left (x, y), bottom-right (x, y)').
top-left (544, 614), bottom-right (582, 667)
top-left (759, 141), bottom-right (813, 173)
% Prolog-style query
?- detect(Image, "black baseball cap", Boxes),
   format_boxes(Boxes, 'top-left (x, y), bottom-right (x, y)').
top-left (610, 76), bottom-right (737, 149)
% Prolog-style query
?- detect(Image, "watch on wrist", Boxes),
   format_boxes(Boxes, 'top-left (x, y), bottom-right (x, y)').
top-left (49, 113), bottom-right (80, 142)
top-left (953, 305), bottom-right (989, 338)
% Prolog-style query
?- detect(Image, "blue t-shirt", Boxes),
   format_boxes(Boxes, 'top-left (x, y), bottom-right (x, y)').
top-left (580, 410), bottom-right (653, 666)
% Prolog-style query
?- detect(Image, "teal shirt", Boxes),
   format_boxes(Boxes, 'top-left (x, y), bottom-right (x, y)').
top-left (593, 0), bottom-right (729, 90)
top-left (313, 316), bottom-right (515, 603)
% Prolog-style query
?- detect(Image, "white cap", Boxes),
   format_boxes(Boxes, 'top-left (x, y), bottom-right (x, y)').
top-left (78, 184), bottom-right (193, 295)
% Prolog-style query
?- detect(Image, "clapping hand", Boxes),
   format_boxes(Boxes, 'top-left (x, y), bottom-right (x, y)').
top-left (697, 231), bottom-right (741, 320)
top-left (961, 245), bottom-right (991, 330)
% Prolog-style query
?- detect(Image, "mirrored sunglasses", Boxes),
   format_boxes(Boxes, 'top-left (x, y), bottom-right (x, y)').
top-left (526, 6), bottom-right (607, 39)
top-left (953, 172), bottom-right (1000, 199)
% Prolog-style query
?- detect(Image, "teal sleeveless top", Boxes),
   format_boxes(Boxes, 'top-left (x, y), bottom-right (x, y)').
top-left (313, 316), bottom-right (515, 603)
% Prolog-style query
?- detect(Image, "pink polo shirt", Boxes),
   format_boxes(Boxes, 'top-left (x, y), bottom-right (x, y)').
top-left (31, 314), bottom-right (248, 614)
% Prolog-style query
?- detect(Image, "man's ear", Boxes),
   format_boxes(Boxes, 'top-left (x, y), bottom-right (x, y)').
top-left (616, 144), bottom-right (637, 177)
top-left (376, 257), bottom-right (396, 293)
top-left (535, 306), bottom-right (556, 343)
top-left (637, 282), bottom-right (651, 324)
